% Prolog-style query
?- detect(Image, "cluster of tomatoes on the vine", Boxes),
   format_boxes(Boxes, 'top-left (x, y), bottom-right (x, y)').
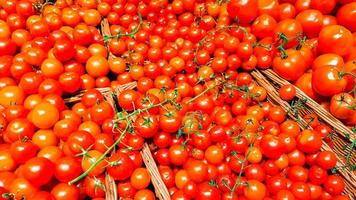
top-left (0, 0), bottom-right (355, 199)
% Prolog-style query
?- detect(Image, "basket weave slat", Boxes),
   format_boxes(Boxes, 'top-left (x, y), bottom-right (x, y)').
top-left (251, 70), bottom-right (356, 198)
top-left (105, 173), bottom-right (117, 200)
top-left (141, 143), bottom-right (171, 200)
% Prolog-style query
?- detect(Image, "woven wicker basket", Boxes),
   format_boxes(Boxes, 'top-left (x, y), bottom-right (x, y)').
top-left (252, 70), bottom-right (356, 198)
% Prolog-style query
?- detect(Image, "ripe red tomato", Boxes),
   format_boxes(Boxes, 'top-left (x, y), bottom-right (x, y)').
top-left (22, 157), bottom-right (54, 187)
top-left (272, 49), bottom-right (306, 81)
top-left (107, 151), bottom-right (135, 181)
top-left (336, 2), bottom-right (356, 32)
top-left (312, 66), bottom-right (347, 97)
top-left (318, 25), bottom-right (353, 56)
top-left (297, 130), bottom-right (322, 154)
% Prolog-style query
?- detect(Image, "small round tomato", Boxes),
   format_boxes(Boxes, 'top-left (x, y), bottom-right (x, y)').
top-left (30, 102), bottom-right (59, 129)
top-left (22, 157), bottom-right (54, 187)
top-left (107, 151), bottom-right (135, 181)
top-left (185, 159), bottom-right (208, 183)
top-left (196, 182), bottom-right (221, 200)
top-left (81, 150), bottom-right (106, 177)
top-left (279, 84), bottom-right (296, 101)
top-left (55, 156), bottom-right (82, 183)
top-left (244, 180), bottom-right (266, 200)
top-left (297, 130), bottom-right (322, 154)
top-left (324, 175), bottom-right (345, 195)
top-left (51, 183), bottom-right (79, 200)
top-left (130, 168), bottom-right (151, 190)
top-left (169, 144), bottom-right (188, 166)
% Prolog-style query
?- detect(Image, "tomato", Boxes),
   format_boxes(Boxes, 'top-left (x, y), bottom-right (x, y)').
top-left (312, 66), bottom-right (347, 97)
top-left (336, 2), bottom-right (356, 32)
top-left (118, 89), bottom-right (139, 111)
top-left (260, 134), bottom-right (283, 159)
top-left (134, 189), bottom-right (155, 200)
top-left (290, 181), bottom-right (311, 199)
top-left (0, 172), bottom-right (16, 191)
top-left (318, 25), bottom-right (353, 56)
top-left (22, 157), bottom-right (54, 187)
top-left (185, 159), bottom-right (208, 183)
top-left (159, 110), bottom-right (182, 133)
top-left (196, 182), bottom-right (221, 200)
top-left (53, 39), bottom-right (75, 62)
top-left (51, 183), bottom-right (79, 200)
top-left (83, 176), bottom-right (106, 198)
top-left (274, 19), bottom-right (303, 47)
top-left (0, 149), bottom-right (16, 172)
top-left (10, 178), bottom-right (37, 199)
top-left (329, 93), bottom-right (355, 119)
top-left (279, 84), bottom-right (296, 101)
top-left (5, 118), bottom-right (35, 142)
top-left (169, 144), bottom-right (188, 166)
top-left (37, 146), bottom-right (63, 163)
top-left (227, 0), bottom-right (258, 24)
top-left (41, 58), bottom-right (64, 79)
top-left (275, 190), bottom-right (295, 200)
top-left (324, 175), bottom-right (345, 195)
top-left (32, 129), bottom-right (58, 149)
top-left (0, 38), bottom-right (16, 56)
top-left (118, 181), bottom-right (137, 198)
top-left (28, 191), bottom-right (55, 200)
top-left (86, 55), bottom-right (110, 77)
top-left (287, 166), bottom-right (308, 182)
top-left (107, 151), bottom-right (135, 181)
top-left (90, 101), bottom-right (114, 124)
top-left (81, 150), bottom-right (106, 177)
top-left (134, 114), bottom-right (159, 138)
top-left (10, 140), bottom-right (38, 164)
top-left (266, 176), bottom-right (288, 195)
top-left (30, 102), bottom-right (59, 129)
top-left (130, 168), bottom-right (151, 190)
top-left (55, 156), bottom-right (82, 183)
top-left (312, 53), bottom-right (344, 70)
top-left (296, 9), bottom-right (323, 38)
top-left (272, 49), bottom-right (306, 81)
top-left (243, 180), bottom-right (266, 200)
top-left (297, 130), bottom-right (322, 154)
top-left (0, 86), bottom-right (25, 107)
top-left (310, 0), bottom-right (335, 14)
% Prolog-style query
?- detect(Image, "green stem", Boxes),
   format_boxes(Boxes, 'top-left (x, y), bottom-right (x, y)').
top-left (69, 97), bottom-right (168, 185)
top-left (113, 100), bottom-right (168, 123)
top-left (187, 80), bottom-right (224, 103)
top-left (230, 134), bottom-right (254, 195)
top-left (68, 125), bottom-right (128, 185)
top-left (103, 13), bottom-right (143, 41)
top-left (277, 33), bottom-right (289, 59)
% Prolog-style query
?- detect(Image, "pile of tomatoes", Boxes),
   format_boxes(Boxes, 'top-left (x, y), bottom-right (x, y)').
top-left (0, 0), bottom-right (355, 199)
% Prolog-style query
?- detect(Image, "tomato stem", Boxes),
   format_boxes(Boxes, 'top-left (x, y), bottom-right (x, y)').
top-left (69, 97), bottom-right (169, 185)
top-left (277, 33), bottom-right (289, 59)
top-left (187, 79), bottom-right (225, 103)
top-left (68, 125), bottom-right (129, 185)
top-left (103, 13), bottom-right (143, 41)
top-left (230, 133), bottom-right (255, 195)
